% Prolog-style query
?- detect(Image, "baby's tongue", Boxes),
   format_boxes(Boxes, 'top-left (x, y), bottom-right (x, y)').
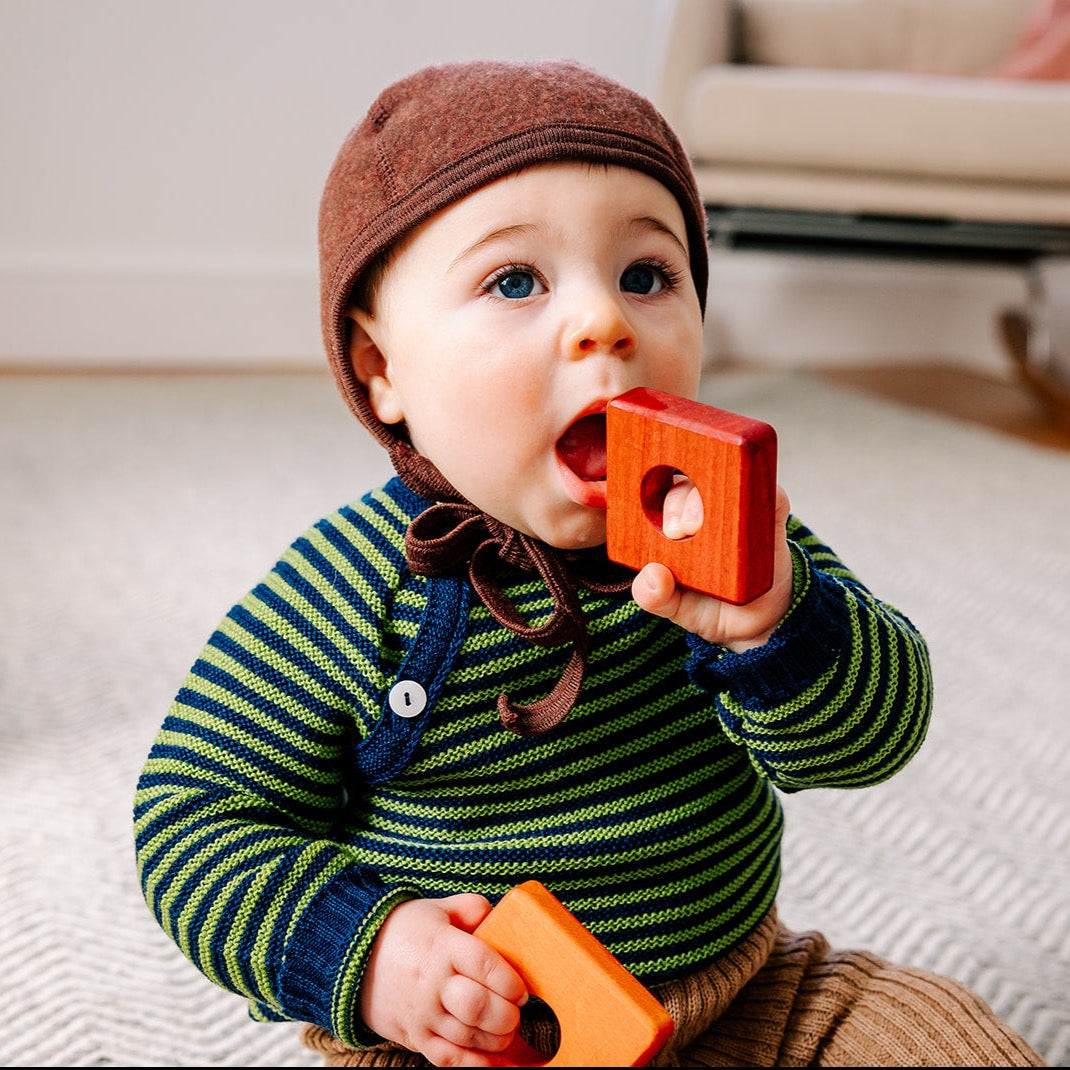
top-left (557, 414), bottom-right (607, 481)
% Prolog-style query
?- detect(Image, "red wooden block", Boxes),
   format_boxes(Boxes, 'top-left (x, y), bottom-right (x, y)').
top-left (606, 387), bottom-right (777, 604)
top-left (474, 880), bottom-right (674, 1067)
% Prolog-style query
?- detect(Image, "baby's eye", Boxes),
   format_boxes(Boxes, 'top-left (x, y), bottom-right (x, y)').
top-left (486, 268), bottom-right (544, 300)
top-left (620, 263), bottom-right (666, 295)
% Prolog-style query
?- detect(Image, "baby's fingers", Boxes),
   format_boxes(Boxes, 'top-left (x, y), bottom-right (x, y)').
top-left (455, 938), bottom-right (527, 1010)
top-left (440, 973), bottom-right (521, 1046)
top-left (661, 478), bottom-right (704, 540)
top-left (442, 973), bottom-right (521, 1036)
top-left (428, 932), bottom-right (525, 1060)
top-left (420, 1034), bottom-right (509, 1067)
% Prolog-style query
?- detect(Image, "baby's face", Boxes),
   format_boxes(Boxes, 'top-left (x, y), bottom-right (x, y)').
top-left (352, 162), bottom-right (703, 549)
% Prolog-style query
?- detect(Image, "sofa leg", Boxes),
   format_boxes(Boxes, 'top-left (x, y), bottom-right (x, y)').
top-left (997, 304), bottom-right (1070, 432)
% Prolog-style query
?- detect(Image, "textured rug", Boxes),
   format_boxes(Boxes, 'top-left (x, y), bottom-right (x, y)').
top-left (1, 369), bottom-right (1067, 1067)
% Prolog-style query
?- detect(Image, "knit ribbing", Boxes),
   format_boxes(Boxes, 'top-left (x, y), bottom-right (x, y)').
top-left (694, 925), bottom-right (1045, 1067)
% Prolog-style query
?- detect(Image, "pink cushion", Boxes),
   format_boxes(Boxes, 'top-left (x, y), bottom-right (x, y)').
top-left (995, 0), bottom-right (1070, 79)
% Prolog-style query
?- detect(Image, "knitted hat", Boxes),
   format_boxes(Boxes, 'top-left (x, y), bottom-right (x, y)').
top-left (317, 60), bottom-right (710, 735)
top-left (319, 59), bottom-right (708, 447)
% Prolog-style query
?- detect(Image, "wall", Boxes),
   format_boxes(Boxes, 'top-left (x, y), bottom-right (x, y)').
top-left (0, 0), bottom-right (659, 367)
top-left (0, 0), bottom-right (1030, 373)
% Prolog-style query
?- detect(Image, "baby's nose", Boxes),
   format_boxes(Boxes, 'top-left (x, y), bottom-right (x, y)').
top-left (574, 334), bottom-right (634, 355)
top-left (566, 294), bottom-right (636, 359)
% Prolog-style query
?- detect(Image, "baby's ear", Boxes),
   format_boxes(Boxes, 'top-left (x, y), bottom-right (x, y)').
top-left (345, 309), bottom-right (405, 426)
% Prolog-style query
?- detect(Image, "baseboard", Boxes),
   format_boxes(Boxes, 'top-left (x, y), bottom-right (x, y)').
top-left (0, 262), bottom-right (323, 368)
top-left (703, 249), bottom-right (1030, 378)
top-left (0, 253), bottom-right (1033, 376)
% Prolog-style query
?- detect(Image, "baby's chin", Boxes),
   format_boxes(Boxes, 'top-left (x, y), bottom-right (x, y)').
top-left (475, 482), bottom-right (608, 551)
top-left (528, 504), bottom-right (608, 552)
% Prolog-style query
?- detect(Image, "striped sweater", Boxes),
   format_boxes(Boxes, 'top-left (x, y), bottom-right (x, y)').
top-left (133, 476), bottom-right (932, 1047)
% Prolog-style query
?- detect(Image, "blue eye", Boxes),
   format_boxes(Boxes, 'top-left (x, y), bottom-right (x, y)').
top-left (494, 270), bottom-right (536, 299)
top-left (620, 264), bottom-right (664, 295)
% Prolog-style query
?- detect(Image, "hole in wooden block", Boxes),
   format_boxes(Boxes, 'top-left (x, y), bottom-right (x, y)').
top-left (640, 466), bottom-right (703, 540)
top-left (504, 1006), bottom-right (563, 1066)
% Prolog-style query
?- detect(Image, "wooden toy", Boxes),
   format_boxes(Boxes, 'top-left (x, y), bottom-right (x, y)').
top-left (473, 880), bottom-right (673, 1067)
top-left (606, 387), bottom-right (778, 604)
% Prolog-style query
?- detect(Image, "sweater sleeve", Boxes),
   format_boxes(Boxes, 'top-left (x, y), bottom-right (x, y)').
top-left (686, 514), bottom-right (933, 792)
top-left (132, 497), bottom-right (419, 1047)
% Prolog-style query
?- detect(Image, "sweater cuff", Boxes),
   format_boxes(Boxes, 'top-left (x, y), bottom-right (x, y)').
top-left (686, 542), bottom-right (851, 706)
top-left (279, 869), bottom-right (419, 1048)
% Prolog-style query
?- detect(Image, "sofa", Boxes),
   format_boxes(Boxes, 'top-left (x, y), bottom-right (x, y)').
top-left (652, 0), bottom-right (1070, 404)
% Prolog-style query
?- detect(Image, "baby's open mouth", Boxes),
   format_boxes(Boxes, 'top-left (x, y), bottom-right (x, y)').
top-left (556, 413), bottom-right (607, 482)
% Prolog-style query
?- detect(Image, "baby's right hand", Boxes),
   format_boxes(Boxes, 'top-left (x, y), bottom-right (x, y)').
top-left (359, 894), bottom-right (528, 1066)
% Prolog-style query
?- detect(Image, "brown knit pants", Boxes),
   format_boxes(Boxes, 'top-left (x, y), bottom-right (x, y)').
top-left (299, 909), bottom-right (1045, 1067)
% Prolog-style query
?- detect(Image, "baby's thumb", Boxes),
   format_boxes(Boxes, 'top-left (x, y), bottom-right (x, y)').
top-left (631, 562), bottom-right (682, 620)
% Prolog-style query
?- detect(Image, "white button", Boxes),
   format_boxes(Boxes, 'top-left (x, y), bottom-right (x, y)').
top-left (388, 680), bottom-right (427, 718)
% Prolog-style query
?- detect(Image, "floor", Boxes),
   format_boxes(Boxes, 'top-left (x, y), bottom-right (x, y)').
top-left (813, 361), bottom-right (1070, 453)
top-left (6, 359), bottom-right (1070, 454)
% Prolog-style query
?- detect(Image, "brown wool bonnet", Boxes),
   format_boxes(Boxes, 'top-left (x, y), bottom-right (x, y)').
top-left (318, 59), bottom-right (709, 446)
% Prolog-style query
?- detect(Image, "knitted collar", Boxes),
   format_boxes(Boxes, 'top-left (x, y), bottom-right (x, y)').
top-left (388, 439), bottom-right (632, 736)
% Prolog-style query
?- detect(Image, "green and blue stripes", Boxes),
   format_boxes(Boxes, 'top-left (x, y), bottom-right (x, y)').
top-left (134, 477), bottom-right (932, 1046)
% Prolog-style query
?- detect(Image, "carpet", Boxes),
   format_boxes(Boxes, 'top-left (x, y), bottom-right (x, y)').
top-left (1, 369), bottom-right (1066, 1066)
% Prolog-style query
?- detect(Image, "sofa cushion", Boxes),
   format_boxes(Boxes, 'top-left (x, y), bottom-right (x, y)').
top-left (684, 65), bottom-right (1070, 183)
top-left (996, 0), bottom-right (1070, 79)
top-left (737, 0), bottom-right (1031, 75)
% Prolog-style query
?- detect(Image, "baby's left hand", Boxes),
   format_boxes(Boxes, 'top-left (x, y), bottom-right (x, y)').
top-left (631, 481), bottom-right (793, 650)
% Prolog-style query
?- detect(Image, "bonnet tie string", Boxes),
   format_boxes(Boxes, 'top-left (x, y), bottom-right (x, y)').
top-left (391, 442), bottom-right (631, 736)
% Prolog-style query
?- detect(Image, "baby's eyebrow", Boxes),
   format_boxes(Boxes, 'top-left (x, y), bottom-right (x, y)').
top-left (628, 215), bottom-right (689, 257)
top-left (449, 214), bottom-right (688, 272)
top-left (450, 223), bottom-right (539, 270)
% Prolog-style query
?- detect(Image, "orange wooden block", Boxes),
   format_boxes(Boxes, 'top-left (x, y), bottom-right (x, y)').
top-left (606, 387), bottom-right (777, 605)
top-left (473, 881), bottom-right (673, 1067)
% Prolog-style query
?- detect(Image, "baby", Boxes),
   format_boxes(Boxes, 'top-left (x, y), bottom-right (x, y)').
top-left (134, 60), bottom-right (1042, 1067)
